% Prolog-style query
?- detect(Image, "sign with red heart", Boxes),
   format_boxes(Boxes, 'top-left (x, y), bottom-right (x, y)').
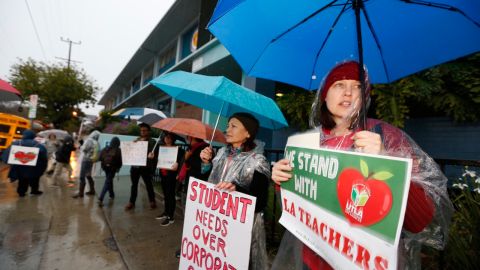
top-left (278, 132), bottom-right (412, 270)
top-left (7, 145), bottom-right (40, 166)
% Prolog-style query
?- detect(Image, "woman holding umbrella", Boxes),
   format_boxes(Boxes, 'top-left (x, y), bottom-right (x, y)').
top-left (200, 112), bottom-right (271, 270)
top-left (271, 61), bottom-right (453, 269)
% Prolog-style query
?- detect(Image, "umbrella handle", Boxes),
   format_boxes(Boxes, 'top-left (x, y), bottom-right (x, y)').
top-left (151, 133), bottom-right (163, 154)
top-left (209, 101), bottom-right (225, 145)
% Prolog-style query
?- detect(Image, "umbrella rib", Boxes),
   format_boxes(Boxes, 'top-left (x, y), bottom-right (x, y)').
top-left (308, 2), bottom-right (350, 90)
top-left (401, 0), bottom-right (480, 27)
top-left (360, 4), bottom-right (391, 82)
top-left (246, 0), bottom-right (339, 75)
top-left (207, 0), bottom-right (246, 28)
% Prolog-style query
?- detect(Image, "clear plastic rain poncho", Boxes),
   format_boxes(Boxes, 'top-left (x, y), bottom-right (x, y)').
top-left (208, 140), bottom-right (271, 270)
top-left (272, 61), bottom-right (453, 270)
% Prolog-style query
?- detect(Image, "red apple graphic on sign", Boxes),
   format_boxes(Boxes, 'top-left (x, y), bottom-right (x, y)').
top-left (14, 151), bottom-right (37, 164)
top-left (337, 160), bottom-right (393, 226)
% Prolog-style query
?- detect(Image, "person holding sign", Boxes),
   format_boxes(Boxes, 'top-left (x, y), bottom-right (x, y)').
top-left (200, 112), bottom-right (271, 270)
top-left (271, 61), bottom-right (453, 269)
top-left (156, 132), bottom-right (185, 226)
top-left (1, 130), bottom-right (48, 197)
top-left (125, 123), bottom-right (159, 210)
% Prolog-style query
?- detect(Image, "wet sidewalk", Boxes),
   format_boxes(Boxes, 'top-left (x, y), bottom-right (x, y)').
top-left (0, 163), bottom-right (184, 270)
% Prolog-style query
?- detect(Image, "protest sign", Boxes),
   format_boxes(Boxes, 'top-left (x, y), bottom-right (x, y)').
top-left (120, 141), bottom-right (148, 166)
top-left (157, 146), bottom-right (179, 169)
top-left (279, 132), bottom-right (412, 270)
top-left (7, 145), bottom-right (40, 166)
top-left (179, 177), bottom-right (257, 270)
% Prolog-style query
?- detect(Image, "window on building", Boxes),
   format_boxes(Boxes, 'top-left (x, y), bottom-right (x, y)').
top-left (132, 76), bottom-right (141, 93)
top-left (158, 46), bottom-right (176, 75)
top-left (157, 98), bottom-right (172, 116)
top-left (143, 63), bottom-right (154, 85)
top-left (181, 25), bottom-right (199, 60)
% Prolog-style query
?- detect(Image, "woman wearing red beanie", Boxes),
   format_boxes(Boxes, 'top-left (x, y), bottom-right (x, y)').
top-left (271, 61), bottom-right (452, 269)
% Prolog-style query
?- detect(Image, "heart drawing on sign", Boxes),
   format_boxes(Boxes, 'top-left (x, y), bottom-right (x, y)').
top-left (14, 151), bottom-right (37, 164)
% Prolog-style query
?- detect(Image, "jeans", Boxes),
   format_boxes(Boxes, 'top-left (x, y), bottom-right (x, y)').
top-left (99, 169), bottom-right (116, 201)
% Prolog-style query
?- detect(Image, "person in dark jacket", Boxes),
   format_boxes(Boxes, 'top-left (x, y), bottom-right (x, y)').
top-left (1, 130), bottom-right (48, 196)
top-left (125, 123), bottom-right (159, 210)
top-left (51, 134), bottom-right (75, 186)
top-left (98, 137), bottom-right (122, 207)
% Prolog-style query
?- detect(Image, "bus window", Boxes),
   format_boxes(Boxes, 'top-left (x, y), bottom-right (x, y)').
top-left (0, 124), bottom-right (10, 133)
top-left (0, 113), bottom-right (31, 153)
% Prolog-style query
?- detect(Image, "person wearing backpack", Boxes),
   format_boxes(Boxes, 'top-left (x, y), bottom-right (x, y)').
top-left (98, 137), bottom-right (122, 207)
top-left (73, 130), bottom-right (101, 198)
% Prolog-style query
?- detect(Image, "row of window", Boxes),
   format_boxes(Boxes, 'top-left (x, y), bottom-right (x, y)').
top-left (110, 25), bottom-right (199, 110)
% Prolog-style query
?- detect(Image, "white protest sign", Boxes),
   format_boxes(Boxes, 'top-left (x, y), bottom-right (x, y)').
top-left (157, 146), bottom-right (178, 169)
top-left (7, 145), bottom-right (40, 166)
top-left (120, 141), bottom-right (148, 166)
top-left (179, 177), bottom-right (257, 270)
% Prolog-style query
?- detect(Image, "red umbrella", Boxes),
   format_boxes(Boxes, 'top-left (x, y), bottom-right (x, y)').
top-left (152, 118), bottom-right (226, 144)
top-left (0, 79), bottom-right (22, 101)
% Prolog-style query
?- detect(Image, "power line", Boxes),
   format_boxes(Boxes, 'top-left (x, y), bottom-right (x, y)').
top-left (24, 0), bottom-right (47, 61)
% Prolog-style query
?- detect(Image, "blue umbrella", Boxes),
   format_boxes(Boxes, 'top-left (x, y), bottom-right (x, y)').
top-left (208, 0), bottom-right (480, 90)
top-left (150, 71), bottom-right (288, 130)
top-left (112, 107), bottom-right (167, 120)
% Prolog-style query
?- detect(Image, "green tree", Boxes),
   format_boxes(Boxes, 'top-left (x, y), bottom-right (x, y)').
top-left (8, 58), bottom-right (99, 129)
top-left (373, 53), bottom-right (480, 128)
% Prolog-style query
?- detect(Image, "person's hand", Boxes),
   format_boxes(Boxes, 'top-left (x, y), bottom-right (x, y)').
top-left (352, 131), bottom-right (384, 154)
top-left (216, 181), bottom-right (236, 192)
top-left (147, 152), bottom-right (155, 159)
top-left (171, 162), bottom-right (178, 171)
top-left (271, 159), bottom-right (293, 185)
top-left (200, 147), bottom-right (213, 163)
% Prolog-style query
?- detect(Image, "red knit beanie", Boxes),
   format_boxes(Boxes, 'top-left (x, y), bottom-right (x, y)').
top-left (320, 61), bottom-right (369, 101)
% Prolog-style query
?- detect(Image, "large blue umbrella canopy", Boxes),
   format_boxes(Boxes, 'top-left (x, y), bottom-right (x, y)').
top-left (208, 0), bottom-right (480, 90)
top-left (150, 71), bottom-right (288, 130)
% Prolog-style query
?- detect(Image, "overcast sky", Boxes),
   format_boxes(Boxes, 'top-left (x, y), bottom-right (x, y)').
top-left (0, 0), bottom-right (175, 116)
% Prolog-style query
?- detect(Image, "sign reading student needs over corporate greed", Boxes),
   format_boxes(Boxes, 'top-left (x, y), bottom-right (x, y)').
top-left (179, 178), bottom-right (257, 270)
top-left (279, 132), bottom-right (412, 270)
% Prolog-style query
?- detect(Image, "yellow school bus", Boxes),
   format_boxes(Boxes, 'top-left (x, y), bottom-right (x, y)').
top-left (0, 112), bottom-right (31, 153)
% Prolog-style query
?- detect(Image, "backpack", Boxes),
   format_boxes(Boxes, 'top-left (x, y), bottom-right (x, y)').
top-left (91, 142), bottom-right (100, 162)
top-left (101, 147), bottom-right (116, 168)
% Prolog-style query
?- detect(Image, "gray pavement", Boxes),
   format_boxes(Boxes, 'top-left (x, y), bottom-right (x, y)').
top-left (0, 163), bottom-right (184, 270)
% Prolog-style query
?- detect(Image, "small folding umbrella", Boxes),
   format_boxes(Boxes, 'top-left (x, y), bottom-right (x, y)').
top-left (137, 113), bottom-right (166, 126)
top-left (37, 129), bottom-right (70, 140)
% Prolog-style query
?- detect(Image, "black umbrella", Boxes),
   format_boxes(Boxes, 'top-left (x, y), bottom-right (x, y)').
top-left (137, 113), bottom-right (166, 126)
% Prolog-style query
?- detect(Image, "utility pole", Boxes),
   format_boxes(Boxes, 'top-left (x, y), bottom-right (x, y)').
top-left (56, 37), bottom-right (81, 69)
